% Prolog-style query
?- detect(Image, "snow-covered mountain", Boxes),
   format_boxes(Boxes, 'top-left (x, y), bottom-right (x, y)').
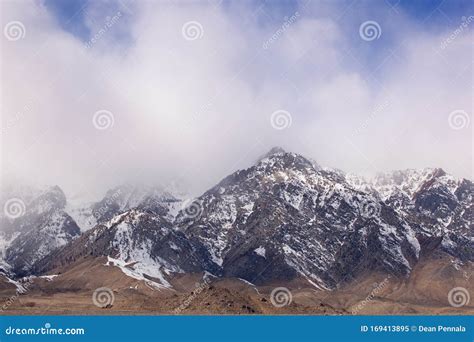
top-left (2, 148), bottom-right (472, 291)
top-left (0, 185), bottom-right (80, 276)
top-left (65, 184), bottom-right (184, 233)
top-left (36, 208), bottom-right (206, 289)
top-left (176, 148), bottom-right (421, 288)
top-left (1, 183), bottom-right (187, 278)
top-left (346, 167), bottom-right (473, 262)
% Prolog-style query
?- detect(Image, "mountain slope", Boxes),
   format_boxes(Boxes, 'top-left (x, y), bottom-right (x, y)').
top-left (6, 148), bottom-right (472, 295)
top-left (367, 168), bottom-right (473, 262)
top-left (65, 184), bottom-right (184, 232)
top-left (176, 148), bottom-right (422, 288)
top-left (35, 209), bottom-right (207, 288)
top-left (1, 186), bottom-right (80, 276)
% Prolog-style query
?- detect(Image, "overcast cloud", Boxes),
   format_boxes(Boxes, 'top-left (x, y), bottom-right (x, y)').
top-left (1, 0), bottom-right (472, 199)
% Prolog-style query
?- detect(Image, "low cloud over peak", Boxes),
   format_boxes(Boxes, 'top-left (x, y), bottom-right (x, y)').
top-left (1, 0), bottom-right (472, 199)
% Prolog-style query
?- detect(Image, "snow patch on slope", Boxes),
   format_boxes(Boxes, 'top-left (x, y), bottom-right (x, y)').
top-left (105, 256), bottom-right (171, 289)
top-left (254, 246), bottom-right (266, 258)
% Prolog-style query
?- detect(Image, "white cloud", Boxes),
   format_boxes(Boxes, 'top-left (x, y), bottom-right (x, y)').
top-left (1, 0), bottom-right (472, 200)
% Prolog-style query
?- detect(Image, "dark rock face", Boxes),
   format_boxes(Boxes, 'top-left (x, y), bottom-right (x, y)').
top-left (369, 168), bottom-right (473, 262)
top-left (1, 186), bottom-right (80, 276)
top-left (175, 149), bottom-right (422, 288)
top-left (90, 184), bottom-right (182, 224)
top-left (3, 148), bottom-right (472, 289)
top-left (35, 209), bottom-right (207, 287)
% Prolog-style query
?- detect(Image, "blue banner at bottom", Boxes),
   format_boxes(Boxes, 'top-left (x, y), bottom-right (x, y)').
top-left (0, 315), bottom-right (472, 342)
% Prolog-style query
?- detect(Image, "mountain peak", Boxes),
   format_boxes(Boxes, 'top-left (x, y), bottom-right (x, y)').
top-left (257, 146), bottom-right (287, 162)
top-left (267, 146), bottom-right (286, 155)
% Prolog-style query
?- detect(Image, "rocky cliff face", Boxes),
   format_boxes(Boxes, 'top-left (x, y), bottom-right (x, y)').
top-left (0, 185), bottom-right (80, 276)
top-left (364, 168), bottom-right (473, 262)
top-left (176, 148), bottom-right (421, 288)
top-left (2, 148), bottom-right (472, 290)
top-left (35, 209), bottom-right (205, 288)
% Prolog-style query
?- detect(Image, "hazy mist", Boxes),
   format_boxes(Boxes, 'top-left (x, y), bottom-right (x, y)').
top-left (1, 0), bottom-right (472, 200)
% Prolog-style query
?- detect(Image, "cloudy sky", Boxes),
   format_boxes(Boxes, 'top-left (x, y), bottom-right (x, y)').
top-left (1, 0), bottom-right (472, 199)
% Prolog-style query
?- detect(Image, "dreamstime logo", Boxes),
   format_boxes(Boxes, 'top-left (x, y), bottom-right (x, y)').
top-left (92, 110), bottom-right (115, 130)
top-left (448, 287), bottom-right (470, 308)
top-left (262, 11), bottom-right (300, 50)
top-left (93, 189), bottom-right (122, 219)
top-left (270, 287), bottom-right (292, 308)
top-left (92, 287), bottom-right (115, 308)
top-left (391, 199), bottom-right (403, 211)
top-left (4, 21), bottom-right (26, 41)
top-left (173, 278), bottom-right (210, 314)
top-left (181, 199), bottom-right (203, 219)
top-left (359, 21), bottom-right (382, 41)
top-left (360, 199), bottom-right (379, 218)
top-left (261, 211), bottom-right (279, 228)
top-left (1, 276), bottom-right (34, 312)
top-left (84, 11), bottom-right (122, 49)
top-left (182, 21), bottom-right (204, 41)
top-left (186, 101), bottom-right (214, 126)
top-left (448, 110), bottom-right (470, 130)
top-left (270, 110), bottom-right (292, 130)
top-left (440, 16), bottom-right (474, 50)
top-left (3, 198), bottom-right (26, 219)
top-left (352, 277), bottom-right (390, 314)
top-left (1, 99), bottom-right (34, 136)
top-left (352, 97), bottom-right (391, 136)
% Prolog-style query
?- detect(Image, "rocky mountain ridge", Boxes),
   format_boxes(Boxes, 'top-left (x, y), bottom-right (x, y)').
top-left (1, 148), bottom-right (472, 291)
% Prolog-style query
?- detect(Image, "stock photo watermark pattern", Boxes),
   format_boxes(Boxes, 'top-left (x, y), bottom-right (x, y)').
top-left (182, 21), bottom-right (204, 41)
top-left (352, 278), bottom-right (390, 314)
top-left (3, 198), bottom-right (26, 219)
top-left (92, 110), bottom-right (115, 130)
top-left (181, 199), bottom-right (204, 219)
top-left (270, 287), bottom-right (292, 308)
top-left (440, 16), bottom-right (474, 50)
top-left (447, 287), bottom-right (470, 308)
top-left (84, 11), bottom-right (123, 49)
top-left (93, 189), bottom-right (122, 219)
top-left (173, 278), bottom-right (211, 314)
top-left (92, 287), bottom-right (115, 308)
top-left (448, 110), bottom-right (470, 130)
top-left (1, 277), bottom-right (34, 312)
top-left (359, 21), bottom-right (382, 41)
top-left (0, 1), bottom-right (473, 341)
top-left (270, 110), bottom-right (292, 130)
top-left (359, 199), bottom-right (380, 219)
top-left (3, 21), bottom-right (26, 41)
top-left (262, 11), bottom-right (300, 50)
